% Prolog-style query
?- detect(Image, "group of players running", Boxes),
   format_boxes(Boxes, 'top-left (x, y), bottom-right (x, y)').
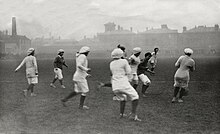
top-left (15, 44), bottom-right (195, 122)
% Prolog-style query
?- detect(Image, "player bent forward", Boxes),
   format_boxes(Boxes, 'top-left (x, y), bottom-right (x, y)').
top-left (15, 48), bottom-right (38, 97)
top-left (61, 46), bottom-right (91, 110)
top-left (110, 48), bottom-right (141, 121)
top-left (172, 48), bottom-right (195, 103)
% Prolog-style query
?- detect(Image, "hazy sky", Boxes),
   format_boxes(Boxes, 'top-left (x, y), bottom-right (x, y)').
top-left (0, 0), bottom-right (219, 40)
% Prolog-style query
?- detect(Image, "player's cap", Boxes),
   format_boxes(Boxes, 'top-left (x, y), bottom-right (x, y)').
top-left (184, 48), bottom-right (193, 54)
top-left (133, 47), bottom-right (142, 54)
top-left (79, 46), bottom-right (90, 54)
top-left (58, 49), bottom-right (64, 54)
top-left (27, 48), bottom-right (35, 55)
top-left (111, 48), bottom-right (124, 59)
top-left (117, 44), bottom-right (126, 52)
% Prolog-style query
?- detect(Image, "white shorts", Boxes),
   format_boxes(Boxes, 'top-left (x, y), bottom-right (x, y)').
top-left (113, 86), bottom-right (139, 101)
top-left (54, 68), bottom-right (63, 80)
top-left (74, 80), bottom-right (89, 95)
top-left (27, 77), bottom-right (38, 85)
top-left (138, 74), bottom-right (151, 85)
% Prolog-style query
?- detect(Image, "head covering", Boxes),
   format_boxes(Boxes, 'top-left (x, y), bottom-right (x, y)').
top-left (117, 44), bottom-right (126, 52)
top-left (184, 48), bottom-right (193, 54)
top-left (27, 48), bottom-right (35, 55)
top-left (111, 48), bottom-right (124, 59)
top-left (133, 47), bottom-right (142, 54)
top-left (58, 49), bottom-right (64, 54)
top-left (79, 46), bottom-right (90, 54)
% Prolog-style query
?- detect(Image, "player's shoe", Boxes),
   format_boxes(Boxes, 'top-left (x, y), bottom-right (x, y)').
top-left (31, 93), bottom-right (37, 97)
top-left (119, 113), bottom-right (127, 118)
top-left (50, 83), bottom-right (56, 88)
top-left (61, 85), bottom-right (66, 89)
top-left (79, 105), bottom-right (90, 110)
top-left (171, 97), bottom-right (177, 103)
top-left (128, 113), bottom-right (142, 122)
top-left (178, 99), bottom-right (184, 103)
top-left (23, 90), bottom-right (28, 97)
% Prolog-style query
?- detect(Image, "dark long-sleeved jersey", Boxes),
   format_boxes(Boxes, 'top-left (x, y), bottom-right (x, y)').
top-left (54, 55), bottom-right (67, 70)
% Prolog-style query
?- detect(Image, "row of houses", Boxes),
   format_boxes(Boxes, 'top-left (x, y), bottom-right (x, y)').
top-left (96, 22), bottom-right (220, 56)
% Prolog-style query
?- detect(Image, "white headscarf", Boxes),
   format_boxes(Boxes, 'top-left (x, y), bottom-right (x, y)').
top-left (27, 48), bottom-right (35, 55)
top-left (184, 48), bottom-right (193, 54)
top-left (111, 48), bottom-right (124, 59)
top-left (79, 46), bottom-right (90, 54)
top-left (133, 47), bottom-right (142, 54)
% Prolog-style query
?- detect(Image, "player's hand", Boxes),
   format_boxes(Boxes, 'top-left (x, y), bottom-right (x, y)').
top-left (14, 70), bottom-right (18, 73)
top-left (35, 72), bottom-right (38, 75)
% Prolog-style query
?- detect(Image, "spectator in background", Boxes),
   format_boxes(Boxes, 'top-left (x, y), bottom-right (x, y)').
top-left (172, 48), bottom-right (195, 103)
top-left (15, 48), bottom-right (38, 97)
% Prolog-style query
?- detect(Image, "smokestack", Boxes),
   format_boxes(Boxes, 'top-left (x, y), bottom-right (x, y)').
top-left (12, 17), bottom-right (17, 36)
top-left (130, 27), bottom-right (133, 32)
top-left (183, 26), bottom-right (187, 32)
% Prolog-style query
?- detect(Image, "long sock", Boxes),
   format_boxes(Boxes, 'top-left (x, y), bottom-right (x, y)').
top-left (173, 87), bottom-right (180, 97)
top-left (30, 84), bottom-right (34, 93)
top-left (179, 88), bottom-right (185, 99)
top-left (133, 84), bottom-right (138, 90)
top-left (52, 78), bottom-right (58, 83)
top-left (142, 84), bottom-right (149, 94)
top-left (62, 91), bottom-right (77, 102)
top-left (104, 82), bottom-right (112, 87)
top-left (27, 84), bottom-right (34, 92)
top-left (131, 99), bottom-right (139, 114)
top-left (59, 79), bottom-right (63, 85)
top-left (120, 101), bottom-right (126, 115)
top-left (79, 95), bottom-right (86, 108)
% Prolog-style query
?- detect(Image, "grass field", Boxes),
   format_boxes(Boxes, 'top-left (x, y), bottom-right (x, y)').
top-left (0, 57), bottom-right (219, 134)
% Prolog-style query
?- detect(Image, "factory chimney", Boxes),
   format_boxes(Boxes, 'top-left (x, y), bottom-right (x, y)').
top-left (12, 17), bottom-right (17, 36)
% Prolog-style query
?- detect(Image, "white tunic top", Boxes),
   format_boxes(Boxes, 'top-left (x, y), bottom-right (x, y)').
top-left (15, 55), bottom-right (38, 78)
top-left (73, 54), bottom-right (89, 81)
top-left (174, 55), bottom-right (195, 81)
top-left (129, 54), bottom-right (141, 74)
top-left (110, 59), bottom-right (132, 91)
